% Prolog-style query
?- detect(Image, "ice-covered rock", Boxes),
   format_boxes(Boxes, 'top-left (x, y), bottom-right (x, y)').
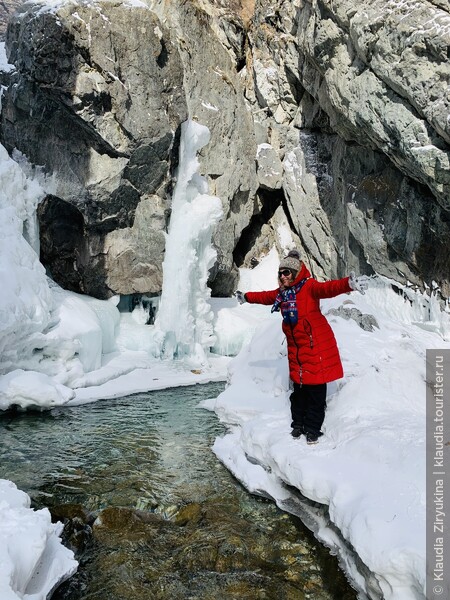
top-left (0, 140), bottom-right (122, 407)
top-left (0, 479), bottom-right (77, 600)
top-left (155, 120), bottom-right (223, 366)
top-left (0, 143), bottom-right (53, 374)
top-left (0, 370), bottom-right (74, 410)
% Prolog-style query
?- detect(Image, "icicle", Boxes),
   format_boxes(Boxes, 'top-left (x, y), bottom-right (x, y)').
top-left (154, 120), bottom-right (223, 367)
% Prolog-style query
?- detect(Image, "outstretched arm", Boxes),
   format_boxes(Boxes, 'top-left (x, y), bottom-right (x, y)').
top-left (242, 289), bottom-right (279, 305)
top-left (310, 277), bottom-right (352, 300)
top-left (310, 272), bottom-right (369, 300)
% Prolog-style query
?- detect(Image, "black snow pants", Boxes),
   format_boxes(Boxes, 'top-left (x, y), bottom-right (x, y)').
top-left (290, 383), bottom-right (327, 435)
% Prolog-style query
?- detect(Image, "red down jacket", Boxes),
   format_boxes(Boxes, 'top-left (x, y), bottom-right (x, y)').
top-left (245, 263), bottom-right (352, 385)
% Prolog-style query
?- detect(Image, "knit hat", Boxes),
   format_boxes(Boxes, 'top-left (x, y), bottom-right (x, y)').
top-left (279, 249), bottom-right (301, 278)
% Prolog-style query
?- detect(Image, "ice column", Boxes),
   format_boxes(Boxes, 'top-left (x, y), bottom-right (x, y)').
top-left (155, 120), bottom-right (223, 366)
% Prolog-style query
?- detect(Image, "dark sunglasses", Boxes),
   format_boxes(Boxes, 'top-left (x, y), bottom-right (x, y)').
top-left (278, 269), bottom-right (292, 278)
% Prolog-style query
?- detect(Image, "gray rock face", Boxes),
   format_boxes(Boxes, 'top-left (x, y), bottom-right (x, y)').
top-left (156, 0), bottom-right (259, 295)
top-left (1, 0), bottom-right (449, 298)
top-left (2, 0), bottom-right (187, 297)
top-left (104, 194), bottom-right (166, 294)
top-left (257, 144), bottom-right (283, 190)
top-left (241, 0), bottom-right (450, 295)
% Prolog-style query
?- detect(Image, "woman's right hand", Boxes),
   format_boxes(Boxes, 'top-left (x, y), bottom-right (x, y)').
top-left (234, 291), bottom-right (247, 304)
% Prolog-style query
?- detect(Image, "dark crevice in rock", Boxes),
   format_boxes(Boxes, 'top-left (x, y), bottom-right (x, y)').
top-left (284, 64), bottom-right (304, 105)
top-left (218, 15), bottom-right (247, 72)
top-left (54, 96), bottom-right (131, 160)
top-left (157, 38), bottom-right (169, 68)
top-left (233, 188), bottom-right (283, 267)
top-left (38, 194), bottom-right (110, 297)
top-left (235, 53), bottom-right (246, 72)
top-left (280, 193), bottom-right (298, 242)
top-left (79, 91), bottom-right (112, 115)
top-left (38, 195), bottom-right (86, 293)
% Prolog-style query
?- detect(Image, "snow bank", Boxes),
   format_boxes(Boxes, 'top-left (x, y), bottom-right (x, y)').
top-left (211, 298), bottom-right (273, 357)
top-left (0, 479), bottom-right (77, 600)
top-left (0, 142), bottom-right (124, 408)
top-left (203, 281), bottom-right (450, 600)
top-left (45, 285), bottom-right (120, 378)
top-left (0, 370), bottom-right (75, 410)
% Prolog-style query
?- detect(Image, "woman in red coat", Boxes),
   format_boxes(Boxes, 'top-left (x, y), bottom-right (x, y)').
top-left (235, 250), bottom-right (368, 444)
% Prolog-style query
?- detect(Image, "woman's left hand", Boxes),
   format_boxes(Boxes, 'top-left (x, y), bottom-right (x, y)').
top-left (348, 272), bottom-right (370, 294)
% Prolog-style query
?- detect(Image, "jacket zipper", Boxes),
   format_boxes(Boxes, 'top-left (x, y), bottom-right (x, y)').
top-left (289, 322), bottom-right (303, 385)
top-left (303, 319), bottom-right (313, 349)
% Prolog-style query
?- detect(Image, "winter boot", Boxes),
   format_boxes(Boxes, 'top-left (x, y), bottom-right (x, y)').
top-left (291, 425), bottom-right (304, 438)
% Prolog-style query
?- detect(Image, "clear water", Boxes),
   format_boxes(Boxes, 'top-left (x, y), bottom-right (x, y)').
top-left (0, 383), bottom-right (356, 600)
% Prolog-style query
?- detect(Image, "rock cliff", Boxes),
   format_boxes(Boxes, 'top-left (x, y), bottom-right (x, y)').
top-left (245, 0), bottom-right (450, 291)
top-left (2, 0), bottom-right (187, 297)
top-left (1, 0), bottom-right (449, 297)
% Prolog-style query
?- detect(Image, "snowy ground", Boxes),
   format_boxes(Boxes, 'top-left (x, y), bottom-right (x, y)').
top-left (2, 283), bottom-right (447, 600)
top-left (203, 278), bottom-right (449, 600)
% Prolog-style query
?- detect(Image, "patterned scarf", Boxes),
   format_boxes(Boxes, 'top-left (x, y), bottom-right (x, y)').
top-left (271, 278), bottom-right (308, 325)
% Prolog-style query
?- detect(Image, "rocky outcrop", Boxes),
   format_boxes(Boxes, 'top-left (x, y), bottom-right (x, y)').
top-left (297, 0), bottom-right (450, 205)
top-left (0, 0), bottom-right (22, 42)
top-left (1, 0), bottom-right (449, 297)
top-left (2, 0), bottom-right (187, 297)
top-left (241, 0), bottom-right (450, 292)
top-left (1, 0), bottom-right (264, 297)
top-left (153, 0), bottom-right (260, 295)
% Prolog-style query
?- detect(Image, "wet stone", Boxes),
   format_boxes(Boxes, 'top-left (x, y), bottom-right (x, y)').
top-left (92, 506), bottom-right (173, 545)
top-left (173, 501), bottom-right (202, 525)
top-left (49, 503), bottom-right (93, 525)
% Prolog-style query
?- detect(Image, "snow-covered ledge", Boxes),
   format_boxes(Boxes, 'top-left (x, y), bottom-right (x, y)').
top-left (202, 280), bottom-right (450, 600)
top-left (0, 480), bottom-right (77, 600)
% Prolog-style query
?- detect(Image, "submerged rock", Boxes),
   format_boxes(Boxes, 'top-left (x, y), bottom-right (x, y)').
top-left (173, 502), bottom-right (202, 526)
top-left (49, 503), bottom-right (93, 525)
top-left (93, 506), bottom-right (173, 542)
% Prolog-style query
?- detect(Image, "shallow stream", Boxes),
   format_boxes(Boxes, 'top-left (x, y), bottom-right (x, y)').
top-left (0, 382), bottom-right (357, 599)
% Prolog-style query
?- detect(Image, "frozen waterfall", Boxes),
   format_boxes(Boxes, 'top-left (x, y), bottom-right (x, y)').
top-left (154, 120), bottom-right (223, 366)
